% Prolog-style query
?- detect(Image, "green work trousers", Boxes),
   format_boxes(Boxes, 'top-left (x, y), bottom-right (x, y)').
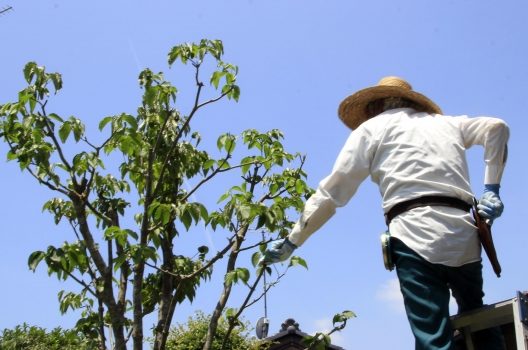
top-left (391, 238), bottom-right (504, 350)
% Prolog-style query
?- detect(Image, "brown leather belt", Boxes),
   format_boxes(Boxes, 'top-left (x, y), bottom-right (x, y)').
top-left (385, 195), bottom-right (472, 225)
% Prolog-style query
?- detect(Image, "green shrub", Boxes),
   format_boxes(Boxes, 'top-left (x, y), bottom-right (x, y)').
top-left (0, 323), bottom-right (95, 350)
top-left (166, 312), bottom-right (259, 350)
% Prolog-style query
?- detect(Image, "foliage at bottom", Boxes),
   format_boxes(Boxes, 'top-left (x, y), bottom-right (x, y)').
top-left (165, 311), bottom-right (262, 350)
top-left (0, 323), bottom-right (95, 350)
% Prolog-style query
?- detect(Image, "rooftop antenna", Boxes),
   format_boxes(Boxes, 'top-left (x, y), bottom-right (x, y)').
top-left (0, 5), bottom-right (13, 15)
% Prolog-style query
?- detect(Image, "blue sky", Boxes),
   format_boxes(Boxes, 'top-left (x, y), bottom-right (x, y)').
top-left (1, 1), bottom-right (527, 348)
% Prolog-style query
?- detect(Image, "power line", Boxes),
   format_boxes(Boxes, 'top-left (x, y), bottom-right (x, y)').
top-left (0, 5), bottom-right (13, 15)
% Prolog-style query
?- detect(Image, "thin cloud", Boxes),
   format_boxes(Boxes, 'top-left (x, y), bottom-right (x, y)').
top-left (376, 278), bottom-right (405, 313)
top-left (376, 277), bottom-right (458, 314)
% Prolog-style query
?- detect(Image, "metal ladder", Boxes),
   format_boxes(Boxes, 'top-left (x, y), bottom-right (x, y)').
top-left (451, 291), bottom-right (528, 350)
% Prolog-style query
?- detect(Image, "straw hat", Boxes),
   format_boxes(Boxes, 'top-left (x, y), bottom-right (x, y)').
top-left (337, 76), bottom-right (442, 130)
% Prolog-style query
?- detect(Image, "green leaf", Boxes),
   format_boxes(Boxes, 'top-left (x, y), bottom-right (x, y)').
top-left (225, 270), bottom-right (237, 286)
top-left (98, 116), bottom-right (113, 131)
top-left (49, 73), bottom-right (63, 92)
top-left (236, 268), bottom-right (250, 285)
top-left (238, 204), bottom-right (252, 220)
top-left (58, 122), bottom-right (71, 143)
top-left (251, 252), bottom-right (261, 267)
top-left (28, 251), bottom-right (46, 271)
top-left (180, 208), bottom-right (192, 230)
top-left (230, 85), bottom-right (241, 102)
top-left (122, 113), bottom-right (138, 130)
top-left (203, 159), bottom-right (215, 170)
top-left (224, 135), bottom-right (236, 152)
top-left (123, 229), bottom-right (139, 239)
top-left (104, 226), bottom-right (128, 246)
top-left (224, 268), bottom-right (250, 286)
top-left (210, 71), bottom-right (226, 89)
top-left (332, 310), bottom-right (357, 325)
top-left (217, 134), bottom-right (227, 151)
top-left (217, 191), bottom-right (230, 204)
top-left (23, 62), bottom-right (38, 83)
top-left (269, 183), bottom-right (279, 196)
top-left (6, 150), bottom-right (18, 161)
top-left (255, 214), bottom-right (266, 230)
top-left (70, 117), bottom-right (85, 141)
top-left (113, 254), bottom-right (128, 272)
top-left (289, 256), bottom-right (308, 269)
top-left (295, 179), bottom-right (304, 194)
top-left (188, 203), bottom-right (201, 223)
top-left (48, 113), bottom-right (64, 123)
top-left (225, 307), bottom-right (237, 319)
top-left (153, 204), bottom-right (172, 225)
top-left (198, 203), bottom-right (209, 221)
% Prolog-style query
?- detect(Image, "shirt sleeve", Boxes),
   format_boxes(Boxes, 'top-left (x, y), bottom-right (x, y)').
top-left (454, 116), bottom-right (510, 184)
top-left (288, 127), bottom-right (375, 247)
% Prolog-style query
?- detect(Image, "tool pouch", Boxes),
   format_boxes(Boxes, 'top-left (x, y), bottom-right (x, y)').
top-left (380, 231), bottom-right (394, 271)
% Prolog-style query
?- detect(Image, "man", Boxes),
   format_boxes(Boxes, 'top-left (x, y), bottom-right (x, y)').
top-left (261, 77), bottom-right (509, 349)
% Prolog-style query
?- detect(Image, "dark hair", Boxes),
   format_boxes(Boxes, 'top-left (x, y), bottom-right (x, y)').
top-left (365, 97), bottom-right (423, 119)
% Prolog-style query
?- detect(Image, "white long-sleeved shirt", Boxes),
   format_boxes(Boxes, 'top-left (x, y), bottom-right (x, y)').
top-left (288, 108), bottom-right (509, 266)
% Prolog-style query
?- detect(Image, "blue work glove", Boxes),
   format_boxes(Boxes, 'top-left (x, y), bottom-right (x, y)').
top-left (477, 184), bottom-right (504, 224)
top-left (260, 238), bottom-right (297, 265)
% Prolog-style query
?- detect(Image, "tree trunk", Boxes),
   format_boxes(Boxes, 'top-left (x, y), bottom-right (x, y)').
top-left (203, 226), bottom-right (247, 350)
top-left (98, 300), bottom-right (107, 350)
top-left (132, 261), bottom-right (145, 350)
top-left (204, 281), bottom-right (233, 350)
top-left (153, 227), bottom-right (176, 350)
top-left (71, 197), bottom-right (127, 349)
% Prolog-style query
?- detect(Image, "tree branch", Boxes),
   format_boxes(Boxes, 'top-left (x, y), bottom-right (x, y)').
top-left (39, 103), bottom-right (74, 173)
top-left (195, 87), bottom-right (232, 110)
top-left (25, 166), bottom-right (70, 196)
top-left (144, 235), bottom-right (236, 280)
top-left (235, 238), bottom-right (273, 253)
top-left (85, 201), bottom-right (113, 228)
top-left (181, 149), bottom-right (252, 202)
top-left (153, 65), bottom-right (234, 199)
top-left (242, 266), bottom-right (289, 310)
top-left (64, 271), bottom-right (98, 298)
top-left (220, 268), bottom-right (265, 350)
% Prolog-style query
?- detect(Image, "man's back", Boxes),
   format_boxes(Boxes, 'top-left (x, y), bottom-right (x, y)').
top-left (365, 108), bottom-right (474, 210)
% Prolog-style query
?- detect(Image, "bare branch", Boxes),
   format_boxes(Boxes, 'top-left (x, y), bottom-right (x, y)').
top-left (242, 266), bottom-right (289, 310)
top-left (25, 166), bottom-right (70, 196)
top-left (195, 86), bottom-right (233, 110)
top-left (235, 238), bottom-right (273, 253)
top-left (65, 271), bottom-right (98, 298)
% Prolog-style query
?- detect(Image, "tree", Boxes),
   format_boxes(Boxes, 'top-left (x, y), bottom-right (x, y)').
top-left (0, 39), bottom-right (312, 350)
top-left (165, 311), bottom-right (260, 350)
top-left (0, 323), bottom-right (94, 350)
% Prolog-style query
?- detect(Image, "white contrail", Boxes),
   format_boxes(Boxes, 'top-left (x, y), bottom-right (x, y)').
top-left (127, 38), bottom-right (143, 71)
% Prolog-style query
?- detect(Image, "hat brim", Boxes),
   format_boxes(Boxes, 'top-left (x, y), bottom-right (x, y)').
top-left (338, 85), bottom-right (442, 130)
